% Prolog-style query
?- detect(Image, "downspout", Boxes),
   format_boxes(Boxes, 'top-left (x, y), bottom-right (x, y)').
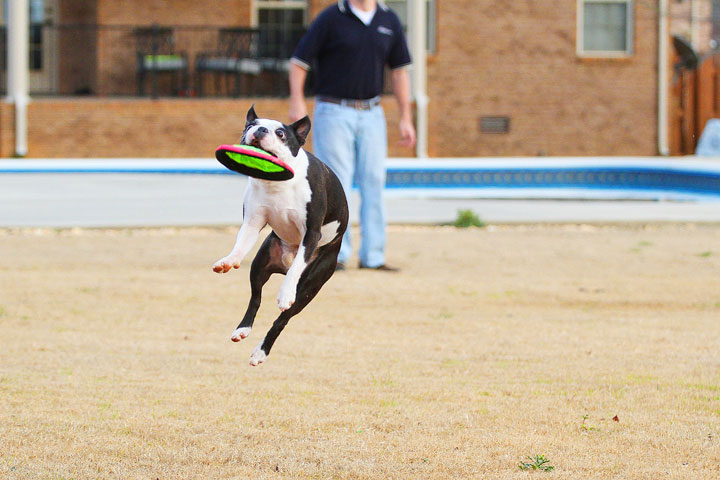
top-left (6, 0), bottom-right (30, 157)
top-left (658, 0), bottom-right (670, 156)
top-left (409, 0), bottom-right (428, 158)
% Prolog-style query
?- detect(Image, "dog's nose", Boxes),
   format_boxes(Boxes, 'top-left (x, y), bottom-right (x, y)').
top-left (254, 127), bottom-right (268, 139)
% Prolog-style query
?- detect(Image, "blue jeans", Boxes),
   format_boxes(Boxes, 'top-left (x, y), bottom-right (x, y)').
top-left (312, 100), bottom-right (388, 267)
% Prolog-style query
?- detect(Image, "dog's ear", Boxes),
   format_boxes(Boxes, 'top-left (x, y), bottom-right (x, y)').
top-left (289, 115), bottom-right (311, 147)
top-left (246, 104), bottom-right (258, 126)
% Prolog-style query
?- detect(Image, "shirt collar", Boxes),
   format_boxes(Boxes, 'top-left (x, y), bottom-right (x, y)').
top-left (338, 1), bottom-right (388, 14)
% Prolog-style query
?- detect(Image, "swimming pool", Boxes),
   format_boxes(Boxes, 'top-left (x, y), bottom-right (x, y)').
top-left (2, 157), bottom-right (719, 201)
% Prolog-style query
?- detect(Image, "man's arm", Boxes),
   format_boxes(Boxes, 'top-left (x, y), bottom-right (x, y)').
top-left (289, 62), bottom-right (309, 122)
top-left (391, 67), bottom-right (416, 149)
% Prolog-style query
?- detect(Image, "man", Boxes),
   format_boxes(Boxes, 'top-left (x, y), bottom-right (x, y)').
top-left (289, 0), bottom-right (416, 272)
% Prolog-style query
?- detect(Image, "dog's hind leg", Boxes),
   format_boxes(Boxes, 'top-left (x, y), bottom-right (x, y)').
top-left (249, 242), bottom-right (341, 366)
top-left (231, 232), bottom-right (286, 342)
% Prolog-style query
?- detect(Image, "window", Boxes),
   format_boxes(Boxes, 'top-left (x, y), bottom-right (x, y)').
top-left (29, 0), bottom-right (45, 70)
top-left (578, 0), bottom-right (634, 57)
top-left (386, 0), bottom-right (437, 53)
top-left (2, 0), bottom-right (48, 70)
top-left (253, 0), bottom-right (307, 58)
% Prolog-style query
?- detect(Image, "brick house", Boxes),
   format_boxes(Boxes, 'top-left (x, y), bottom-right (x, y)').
top-left (0, 0), bottom-right (699, 158)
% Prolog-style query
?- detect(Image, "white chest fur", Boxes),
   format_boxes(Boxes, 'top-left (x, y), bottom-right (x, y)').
top-left (243, 150), bottom-right (312, 247)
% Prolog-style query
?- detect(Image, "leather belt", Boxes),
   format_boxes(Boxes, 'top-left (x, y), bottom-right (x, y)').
top-left (317, 96), bottom-right (381, 110)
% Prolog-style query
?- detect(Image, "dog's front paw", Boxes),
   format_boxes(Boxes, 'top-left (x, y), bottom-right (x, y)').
top-left (250, 343), bottom-right (267, 366)
top-left (277, 286), bottom-right (296, 311)
top-left (231, 327), bottom-right (251, 342)
top-left (212, 255), bottom-right (242, 273)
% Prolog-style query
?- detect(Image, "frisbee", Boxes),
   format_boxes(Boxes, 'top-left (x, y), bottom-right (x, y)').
top-left (215, 144), bottom-right (294, 181)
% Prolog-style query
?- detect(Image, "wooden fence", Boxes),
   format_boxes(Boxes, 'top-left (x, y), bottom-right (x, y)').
top-left (670, 53), bottom-right (720, 155)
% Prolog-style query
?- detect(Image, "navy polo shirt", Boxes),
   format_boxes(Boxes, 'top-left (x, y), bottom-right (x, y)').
top-left (291, 0), bottom-right (411, 100)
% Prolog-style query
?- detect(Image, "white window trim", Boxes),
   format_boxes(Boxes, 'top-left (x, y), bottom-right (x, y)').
top-left (577, 0), bottom-right (634, 58)
top-left (386, 0), bottom-right (437, 53)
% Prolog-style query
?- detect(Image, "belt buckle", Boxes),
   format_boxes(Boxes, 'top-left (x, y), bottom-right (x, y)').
top-left (337, 98), bottom-right (375, 110)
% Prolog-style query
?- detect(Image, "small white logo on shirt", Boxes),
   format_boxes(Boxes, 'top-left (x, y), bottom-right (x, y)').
top-left (377, 26), bottom-right (393, 36)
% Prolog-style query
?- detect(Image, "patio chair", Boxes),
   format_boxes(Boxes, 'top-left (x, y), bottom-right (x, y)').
top-left (135, 25), bottom-right (189, 97)
top-left (194, 28), bottom-right (262, 97)
top-left (255, 28), bottom-right (301, 96)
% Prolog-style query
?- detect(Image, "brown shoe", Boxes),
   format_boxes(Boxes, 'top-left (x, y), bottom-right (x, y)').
top-left (358, 263), bottom-right (400, 272)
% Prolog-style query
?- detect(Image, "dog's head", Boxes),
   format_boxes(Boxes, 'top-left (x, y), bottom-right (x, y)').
top-left (241, 105), bottom-right (311, 163)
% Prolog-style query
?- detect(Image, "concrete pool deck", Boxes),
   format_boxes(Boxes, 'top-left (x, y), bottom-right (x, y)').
top-left (1, 158), bottom-right (719, 227)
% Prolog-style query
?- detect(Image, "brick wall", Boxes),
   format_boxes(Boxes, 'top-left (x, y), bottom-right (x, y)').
top-left (312, 0), bottom-right (337, 17)
top-left (22, 99), bottom-right (286, 158)
top-left (97, 0), bottom-right (251, 26)
top-left (0, 0), bottom-right (665, 158)
top-left (5, 97), bottom-right (406, 158)
top-left (305, 0), bottom-right (661, 156)
top-left (0, 103), bottom-right (15, 157)
top-left (427, 0), bottom-right (660, 157)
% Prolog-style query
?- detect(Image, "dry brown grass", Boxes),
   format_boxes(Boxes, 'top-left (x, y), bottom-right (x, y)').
top-left (1, 224), bottom-right (719, 479)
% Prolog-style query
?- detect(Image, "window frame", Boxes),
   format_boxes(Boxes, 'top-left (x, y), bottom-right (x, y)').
top-left (386, 0), bottom-right (437, 54)
top-left (251, 0), bottom-right (308, 27)
top-left (577, 0), bottom-right (634, 58)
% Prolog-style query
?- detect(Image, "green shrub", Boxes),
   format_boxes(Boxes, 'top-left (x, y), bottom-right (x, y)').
top-left (453, 209), bottom-right (485, 228)
top-left (518, 454), bottom-right (555, 472)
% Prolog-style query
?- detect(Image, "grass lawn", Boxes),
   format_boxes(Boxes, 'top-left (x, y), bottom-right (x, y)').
top-left (1, 224), bottom-right (719, 479)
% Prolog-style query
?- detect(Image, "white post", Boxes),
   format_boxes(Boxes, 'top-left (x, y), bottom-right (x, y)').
top-left (6, 0), bottom-right (30, 157)
top-left (658, 0), bottom-right (669, 156)
top-left (409, 0), bottom-right (428, 158)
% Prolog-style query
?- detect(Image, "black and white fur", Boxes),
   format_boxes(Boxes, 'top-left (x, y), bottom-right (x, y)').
top-left (213, 106), bottom-right (348, 366)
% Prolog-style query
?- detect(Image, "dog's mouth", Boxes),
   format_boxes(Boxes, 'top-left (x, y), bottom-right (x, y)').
top-left (245, 139), bottom-right (278, 158)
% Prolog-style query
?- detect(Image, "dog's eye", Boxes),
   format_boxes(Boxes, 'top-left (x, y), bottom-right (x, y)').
top-left (275, 129), bottom-right (286, 139)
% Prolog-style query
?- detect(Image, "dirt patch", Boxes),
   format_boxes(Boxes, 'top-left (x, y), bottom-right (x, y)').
top-left (1, 224), bottom-right (719, 479)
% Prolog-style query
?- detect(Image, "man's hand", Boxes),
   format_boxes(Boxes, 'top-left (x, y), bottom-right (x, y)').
top-left (398, 117), bottom-right (416, 148)
top-left (391, 67), bottom-right (416, 150)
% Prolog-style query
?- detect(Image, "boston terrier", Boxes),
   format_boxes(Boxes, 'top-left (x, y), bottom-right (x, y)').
top-left (212, 105), bottom-right (348, 366)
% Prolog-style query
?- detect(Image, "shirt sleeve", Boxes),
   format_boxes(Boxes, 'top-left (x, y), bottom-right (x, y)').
top-left (291, 10), bottom-right (330, 71)
top-left (387, 14), bottom-right (412, 69)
